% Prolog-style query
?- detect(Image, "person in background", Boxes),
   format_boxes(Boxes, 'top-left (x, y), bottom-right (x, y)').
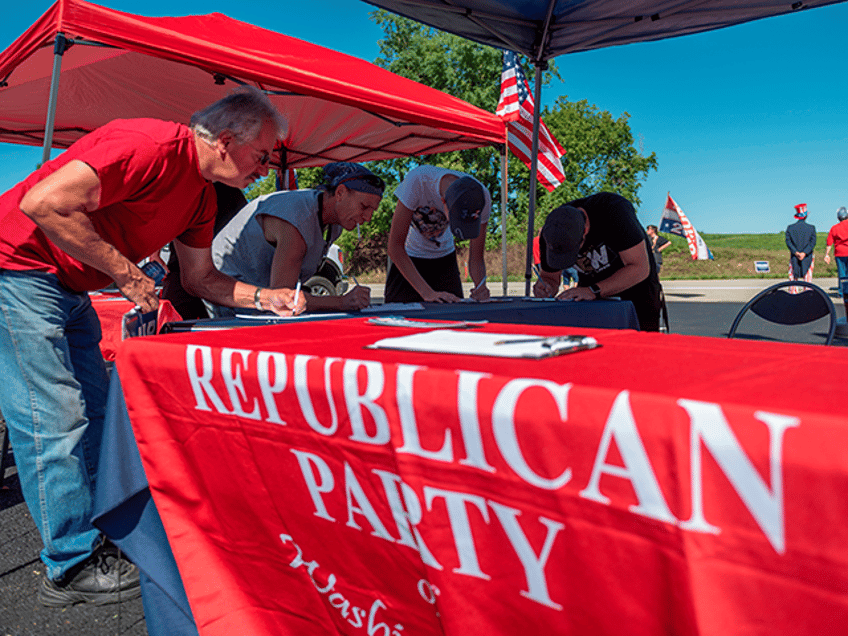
top-left (533, 192), bottom-right (662, 331)
top-left (824, 206), bottom-right (848, 302)
top-left (385, 165), bottom-right (490, 303)
top-left (785, 203), bottom-right (816, 287)
top-left (0, 87), bottom-right (304, 608)
top-left (646, 224), bottom-right (671, 275)
top-left (210, 162), bottom-right (384, 316)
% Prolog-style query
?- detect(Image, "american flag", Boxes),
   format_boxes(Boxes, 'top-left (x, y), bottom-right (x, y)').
top-left (495, 51), bottom-right (566, 192)
top-left (276, 168), bottom-right (298, 191)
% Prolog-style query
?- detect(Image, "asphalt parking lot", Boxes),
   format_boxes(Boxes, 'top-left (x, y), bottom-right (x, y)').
top-left (2, 278), bottom-right (845, 636)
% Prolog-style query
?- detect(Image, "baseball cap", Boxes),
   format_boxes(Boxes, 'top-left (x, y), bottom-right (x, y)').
top-left (444, 176), bottom-right (485, 240)
top-left (540, 205), bottom-right (586, 270)
top-left (323, 162), bottom-right (385, 197)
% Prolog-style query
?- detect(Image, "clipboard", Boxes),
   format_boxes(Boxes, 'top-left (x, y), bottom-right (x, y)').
top-left (366, 330), bottom-right (599, 359)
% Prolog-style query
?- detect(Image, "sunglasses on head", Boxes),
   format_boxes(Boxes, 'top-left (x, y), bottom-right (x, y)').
top-left (334, 173), bottom-right (386, 193)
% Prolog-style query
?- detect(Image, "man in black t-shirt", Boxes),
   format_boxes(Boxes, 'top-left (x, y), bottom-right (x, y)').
top-left (533, 192), bottom-right (662, 331)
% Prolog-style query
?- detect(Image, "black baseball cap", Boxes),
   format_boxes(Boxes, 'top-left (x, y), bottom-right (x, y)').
top-left (540, 205), bottom-right (585, 270)
top-left (445, 176), bottom-right (485, 240)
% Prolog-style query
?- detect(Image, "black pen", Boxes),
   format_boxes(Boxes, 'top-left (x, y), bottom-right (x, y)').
top-left (493, 335), bottom-right (588, 346)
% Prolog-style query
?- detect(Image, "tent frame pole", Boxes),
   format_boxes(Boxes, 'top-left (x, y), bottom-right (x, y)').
top-left (41, 33), bottom-right (71, 166)
top-left (499, 143), bottom-right (509, 295)
top-left (523, 64), bottom-right (544, 297)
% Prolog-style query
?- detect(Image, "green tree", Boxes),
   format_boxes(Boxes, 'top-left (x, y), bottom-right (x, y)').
top-left (246, 11), bottom-right (658, 275)
top-left (529, 98), bottom-right (658, 232)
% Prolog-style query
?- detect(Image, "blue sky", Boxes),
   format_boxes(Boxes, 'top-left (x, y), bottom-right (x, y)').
top-left (1, 0), bottom-right (846, 234)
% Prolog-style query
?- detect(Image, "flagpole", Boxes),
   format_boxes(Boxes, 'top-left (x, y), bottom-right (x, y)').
top-left (524, 63), bottom-right (544, 297)
top-left (500, 143), bottom-right (508, 296)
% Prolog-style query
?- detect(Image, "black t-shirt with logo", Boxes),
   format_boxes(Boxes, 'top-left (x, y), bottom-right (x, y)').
top-left (568, 192), bottom-right (661, 330)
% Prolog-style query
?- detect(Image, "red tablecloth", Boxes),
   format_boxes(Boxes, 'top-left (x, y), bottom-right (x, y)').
top-left (92, 293), bottom-right (180, 360)
top-left (116, 319), bottom-right (848, 635)
top-left (91, 293), bottom-right (135, 360)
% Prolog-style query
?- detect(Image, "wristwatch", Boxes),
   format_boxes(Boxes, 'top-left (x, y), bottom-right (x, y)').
top-left (589, 283), bottom-right (602, 299)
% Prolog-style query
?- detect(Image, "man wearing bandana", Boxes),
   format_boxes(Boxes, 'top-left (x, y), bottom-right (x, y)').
top-left (210, 162), bottom-right (385, 315)
top-left (385, 165), bottom-right (491, 303)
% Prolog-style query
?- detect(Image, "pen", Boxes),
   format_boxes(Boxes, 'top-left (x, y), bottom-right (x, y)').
top-left (293, 280), bottom-right (301, 307)
top-left (494, 335), bottom-right (588, 345)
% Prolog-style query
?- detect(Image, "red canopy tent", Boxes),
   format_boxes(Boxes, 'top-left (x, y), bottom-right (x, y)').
top-left (0, 0), bottom-right (506, 169)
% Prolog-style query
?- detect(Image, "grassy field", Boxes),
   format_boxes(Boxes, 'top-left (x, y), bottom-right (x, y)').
top-left (356, 232), bottom-right (837, 283)
top-left (655, 232), bottom-right (836, 280)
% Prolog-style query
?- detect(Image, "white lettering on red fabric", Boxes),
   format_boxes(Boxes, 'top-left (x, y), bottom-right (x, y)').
top-left (491, 378), bottom-right (573, 490)
top-left (186, 345), bottom-right (232, 414)
top-left (256, 351), bottom-right (287, 425)
top-left (344, 462), bottom-right (395, 541)
top-left (291, 449), bottom-right (336, 522)
top-left (279, 534), bottom-right (406, 635)
top-left (184, 347), bottom-right (800, 559)
top-left (221, 348), bottom-right (261, 420)
top-left (295, 355), bottom-right (341, 435)
top-left (456, 371), bottom-right (496, 473)
top-left (372, 469), bottom-right (442, 569)
top-left (677, 401), bottom-right (800, 554)
top-left (579, 391), bottom-right (677, 524)
top-left (343, 360), bottom-right (391, 445)
top-left (424, 487), bottom-right (492, 580)
top-left (488, 501), bottom-right (565, 610)
top-left (396, 364), bottom-right (454, 461)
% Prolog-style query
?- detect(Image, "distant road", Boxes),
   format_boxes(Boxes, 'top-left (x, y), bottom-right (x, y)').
top-left (450, 277), bottom-right (842, 304)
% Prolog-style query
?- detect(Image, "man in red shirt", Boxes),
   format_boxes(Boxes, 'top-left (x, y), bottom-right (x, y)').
top-left (824, 206), bottom-right (848, 305)
top-left (0, 87), bottom-right (304, 608)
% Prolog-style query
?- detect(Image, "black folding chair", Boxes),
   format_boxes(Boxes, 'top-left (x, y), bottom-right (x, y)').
top-left (728, 280), bottom-right (837, 345)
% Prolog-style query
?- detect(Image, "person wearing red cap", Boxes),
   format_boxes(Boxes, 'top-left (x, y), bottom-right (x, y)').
top-left (785, 203), bottom-right (816, 287)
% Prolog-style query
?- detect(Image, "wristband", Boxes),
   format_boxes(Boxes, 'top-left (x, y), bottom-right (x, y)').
top-left (254, 287), bottom-right (263, 311)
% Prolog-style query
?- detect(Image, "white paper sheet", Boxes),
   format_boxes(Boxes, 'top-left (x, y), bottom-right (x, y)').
top-left (367, 330), bottom-right (598, 359)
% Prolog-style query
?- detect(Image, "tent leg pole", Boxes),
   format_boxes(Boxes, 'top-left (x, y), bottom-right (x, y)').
top-left (40, 33), bottom-right (69, 166)
top-left (524, 64), bottom-right (544, 297)
top-left (500, 144), bottom-right (508, 296)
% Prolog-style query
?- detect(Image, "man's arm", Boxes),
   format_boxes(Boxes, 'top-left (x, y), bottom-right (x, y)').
top-left (175, 240), bottom-right (304, 316)
top-left (263, 216), bottom-right (370, 311)
top-left (533, 267), bottom-right (562, 298)
top-left (656, 237), bottom-right (671, 252)
top-left (387, 201), bottom-right (459, 303)
top-left (19, 159), bottom-right (159, 311)
top-left (467, 222), bottom-right (489, 300)
top-left (557, 242), bottom-right (650, 301)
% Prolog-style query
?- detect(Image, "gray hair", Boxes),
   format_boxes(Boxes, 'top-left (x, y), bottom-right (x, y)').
top-left (190, 86), bottom-right (287, 144)
top-left (838, 207), bottom-right (848, 222)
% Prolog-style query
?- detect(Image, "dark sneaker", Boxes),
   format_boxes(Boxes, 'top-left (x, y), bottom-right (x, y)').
top-left (38, 541), bottom-right (141, 607)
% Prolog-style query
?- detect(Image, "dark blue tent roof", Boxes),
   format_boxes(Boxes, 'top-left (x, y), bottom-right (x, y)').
top-left (362, 0), bottom-right (845, 62)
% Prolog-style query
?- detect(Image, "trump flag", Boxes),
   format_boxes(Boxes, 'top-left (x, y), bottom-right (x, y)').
top-left (495, 51), bottom-right (566, 192)
top-left (660, 193), bottom-right (713, 260)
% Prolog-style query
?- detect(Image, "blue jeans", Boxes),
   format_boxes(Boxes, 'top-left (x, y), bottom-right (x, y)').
top-left (0, 270), bottom-right (108, 580)
top-left (836, 256), bottom-right (848, 296)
